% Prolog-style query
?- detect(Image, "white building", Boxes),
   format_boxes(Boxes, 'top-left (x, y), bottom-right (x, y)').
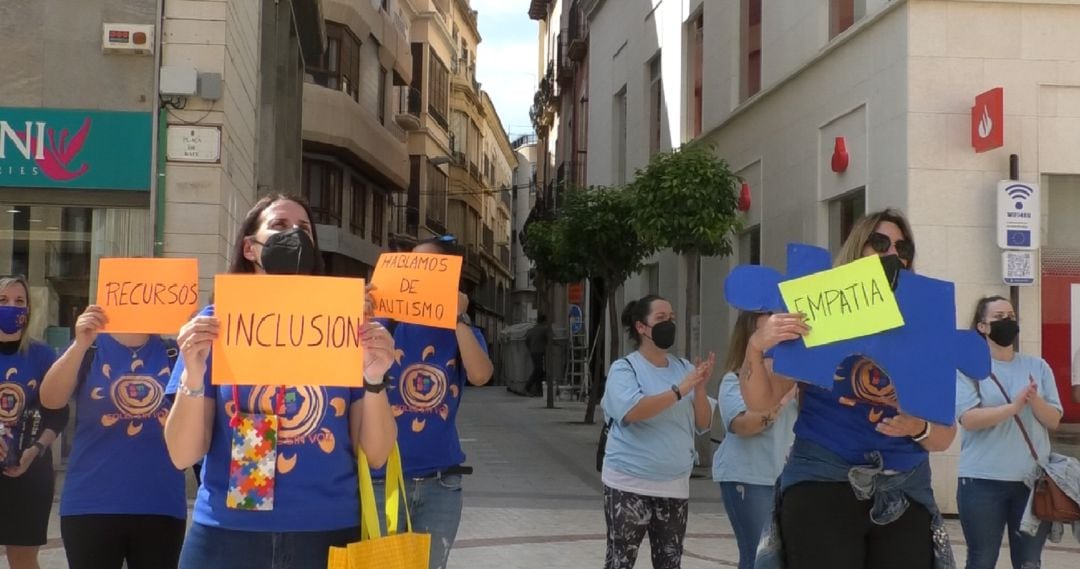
top-left (582, 0), bottom-right (1080, 511)
top-left (511, 135), bottom-right (539, 324)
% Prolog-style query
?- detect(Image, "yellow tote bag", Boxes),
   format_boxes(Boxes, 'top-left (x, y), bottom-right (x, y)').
top-left (327, 445), bottom-right (431, 569)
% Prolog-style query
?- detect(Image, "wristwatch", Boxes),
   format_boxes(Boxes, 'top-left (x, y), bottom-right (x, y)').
top-left (178, 382), bottom-right (206, 398)
top-left (364, 374), bottom-right (388, 394)
top-left (912, 421), bottom-right (932, 442)
top-left (457, 313), bottom-right (472, 326)
top-left (31, 441), bottom-right (46, 456)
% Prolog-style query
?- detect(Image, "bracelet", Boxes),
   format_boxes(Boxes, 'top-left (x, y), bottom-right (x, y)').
top-left (912, 421), bottom-right (932, 442)
top-left (178, 382), bottom-right (206, 398)
top-left (31, 441), bottom-right (47, 455)
top-left (670, 385), bottom-right (682, 401)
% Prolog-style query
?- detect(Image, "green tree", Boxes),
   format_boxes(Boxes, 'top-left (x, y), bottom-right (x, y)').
top-left (522, 186), bottom-right (652, 421)
top-left (630, 143), bottom-right (742, 358)
top-left (521, 214), bottom-right (576, 409)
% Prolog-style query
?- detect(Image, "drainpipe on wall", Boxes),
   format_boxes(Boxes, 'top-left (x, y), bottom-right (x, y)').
top-left (149, 0), bottom-right (166, 257)
top-left (153, 107), bottom-right (167, 257)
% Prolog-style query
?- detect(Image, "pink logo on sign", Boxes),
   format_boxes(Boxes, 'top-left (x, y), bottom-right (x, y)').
top-left (17, 118), bottom-right (92, 181)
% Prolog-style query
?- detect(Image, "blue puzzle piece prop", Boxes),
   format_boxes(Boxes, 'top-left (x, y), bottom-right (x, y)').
top-left (724, 243), bottom-right (990, 425)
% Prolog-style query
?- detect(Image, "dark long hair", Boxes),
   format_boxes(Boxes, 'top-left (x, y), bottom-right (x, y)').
top-left (227, 194), bottom-right (326, 275)
top-left (621, 294), bottom-right (663, 347)
top-left (970, 295), bottom-right (1009, 331)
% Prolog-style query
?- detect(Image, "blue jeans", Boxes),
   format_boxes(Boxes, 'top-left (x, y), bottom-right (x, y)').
top-left (719, 482), bottom-right (775, 569)
top-left (178, 522), bottom-right (360, 569)
top-left (957, 478), bottom-right (1051, 569)
top-left (373, 473), bottom-right (464, 569)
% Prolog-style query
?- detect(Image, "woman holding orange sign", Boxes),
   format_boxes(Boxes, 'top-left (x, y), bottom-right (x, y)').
top-left (163, 194), bottom-right (398, 569)
top-left (40, 305), bottom-right (186, 569)
top-left (371, 236), bottom-right (494, 569)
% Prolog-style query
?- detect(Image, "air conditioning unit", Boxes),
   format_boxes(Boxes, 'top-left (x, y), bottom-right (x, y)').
top-left (102, 23), bottom-right (155, 55)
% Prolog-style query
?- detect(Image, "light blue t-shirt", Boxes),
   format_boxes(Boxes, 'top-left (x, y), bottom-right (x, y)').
top-left (601, 351), bottom-right (700, 481)
top-left (61, 334), bottom-right (186, 518)
top-left (957, 354), bottom-right (1062, 482)
top-left (712, 371), bottom-right (797, 486)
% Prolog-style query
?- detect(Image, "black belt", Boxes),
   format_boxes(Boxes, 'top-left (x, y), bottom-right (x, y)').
top-left (412, 465), bottom-right (474, 480)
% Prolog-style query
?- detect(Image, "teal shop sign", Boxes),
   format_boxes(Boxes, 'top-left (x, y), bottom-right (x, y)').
top-left (0, 107), bottom-right (152, 191)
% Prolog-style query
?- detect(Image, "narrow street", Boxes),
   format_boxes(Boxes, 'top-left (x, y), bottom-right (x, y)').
top-left (7, 386), bottom-right (1080, 568)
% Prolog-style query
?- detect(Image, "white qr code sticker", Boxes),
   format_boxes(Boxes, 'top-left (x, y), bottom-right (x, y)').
top-left (1002, 250), bottom-right (1036, 286)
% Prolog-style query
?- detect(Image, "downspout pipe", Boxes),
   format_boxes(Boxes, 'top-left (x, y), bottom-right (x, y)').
top-left (149, 0), bottom-right (166, 257)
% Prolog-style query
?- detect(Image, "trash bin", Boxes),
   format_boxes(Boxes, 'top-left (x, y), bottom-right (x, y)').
top-left (498, 323), bottom-right (567, 395)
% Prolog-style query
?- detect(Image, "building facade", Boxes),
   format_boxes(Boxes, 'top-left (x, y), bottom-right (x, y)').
top-left (0, 0), bottom-right (321, 347)
top-left (511, 135), bottom-right (539, 324)
top-left (578, 0), bottom-right (1080, 508)
top-left (300, 0), bottom-right (414, 277)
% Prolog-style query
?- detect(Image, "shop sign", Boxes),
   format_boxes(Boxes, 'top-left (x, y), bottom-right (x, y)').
top-left (971, 87), bottom-right (1004, 153)
top-left (0, 107), bottom-right (152, 191)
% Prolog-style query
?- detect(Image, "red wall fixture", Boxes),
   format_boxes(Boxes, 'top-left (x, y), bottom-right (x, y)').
top-left (831, 136), bottom-right (849, 173)
top-left (737, 181), bottom-right (752, 212)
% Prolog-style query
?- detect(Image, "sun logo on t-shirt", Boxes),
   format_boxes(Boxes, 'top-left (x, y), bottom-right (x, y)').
top-left (90, 359), bottom-right (169, 436)
top-left (392, 344), bottom-right (459, 433)
top-left (0, 368), bottom-right (26, 424)
top-left (835, 357), bottom-right (897, 424)
top-left (224, 386), bottom-right (348, 475)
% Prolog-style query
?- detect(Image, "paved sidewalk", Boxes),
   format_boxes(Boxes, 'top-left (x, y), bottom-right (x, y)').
top-left (6, 386), bottom-right (1080, 568)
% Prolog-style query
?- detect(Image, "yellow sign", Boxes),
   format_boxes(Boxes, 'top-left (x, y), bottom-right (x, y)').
top-left (211, 274), bottom-right (366, 386)
top-left (778, 255), bottom-right (904, 347)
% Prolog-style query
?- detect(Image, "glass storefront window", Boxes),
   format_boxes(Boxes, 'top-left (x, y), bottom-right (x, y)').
top-left (2, 203), bottom-right (151, 460)
top-left (1, 204), bottom-right (152, 350)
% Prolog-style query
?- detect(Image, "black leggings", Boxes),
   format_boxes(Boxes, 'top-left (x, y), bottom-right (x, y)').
top-left (61, 514), bottom-right (186, 569)
top-left (780, 481), bottom-right (933, 569)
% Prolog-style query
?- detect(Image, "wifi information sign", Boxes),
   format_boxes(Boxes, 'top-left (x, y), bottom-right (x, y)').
top-left (996, 181), bottom-right (1040, 250)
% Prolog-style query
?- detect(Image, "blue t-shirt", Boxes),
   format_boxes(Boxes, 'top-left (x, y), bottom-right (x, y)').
top-left (956, 354), bottom-right (1062, 482)
top-left (0, 341), bottom-right (56, 446)
top-left (61, 334), bottom-right (186, 518)
top-left (166, 305), bottom-right (365, 532)
top-left (601, 351), bottom-right (700, 481)
top-left (712, 371), bottom-right (797, 486)
top-left (794, 355), bottom-right (927, 472)
top-left (383, 322), bottom-right (486, 477)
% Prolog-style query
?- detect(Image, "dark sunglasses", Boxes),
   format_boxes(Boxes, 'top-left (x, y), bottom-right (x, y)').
top-left (866, 232), bottom-right (914, 261)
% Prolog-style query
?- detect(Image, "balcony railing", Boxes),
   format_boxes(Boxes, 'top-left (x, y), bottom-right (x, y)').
top-left (499, 244), bottom-right (510, 268)
top-left (500, 186), bottom-right (512, 210)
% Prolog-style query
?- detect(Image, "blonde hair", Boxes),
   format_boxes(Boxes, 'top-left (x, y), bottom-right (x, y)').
top-left (834, 208), bottom-right (915, 270)
top-left (724, 310), bottom-right (762, 373)
top-left (0, 275), bottom-right (31, 353)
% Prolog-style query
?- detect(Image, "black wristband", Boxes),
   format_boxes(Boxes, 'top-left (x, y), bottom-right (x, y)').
top-left (363, 375), bottom-right (388, 394)
top-left (670, 385), bottom-right (682, 401)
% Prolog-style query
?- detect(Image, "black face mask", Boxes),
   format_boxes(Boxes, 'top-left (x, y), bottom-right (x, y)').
top-left (987, 318), bottom-right (1020, 347)
top-left (880, 254), bottom-right (904, 291)
top-left (648, 320), bottom-right (677, 350)
top-left (254, 228), bottom-right (317, 275)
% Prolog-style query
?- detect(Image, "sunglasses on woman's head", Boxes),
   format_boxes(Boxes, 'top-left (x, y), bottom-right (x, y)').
top-left (436, 234), bottom-right (458, 244)
top-left (866, 232), bottom-right (914, 261)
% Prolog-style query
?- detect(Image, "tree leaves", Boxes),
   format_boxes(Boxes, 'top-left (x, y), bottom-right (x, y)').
top-left (630, 143), bottom-right (742, 257)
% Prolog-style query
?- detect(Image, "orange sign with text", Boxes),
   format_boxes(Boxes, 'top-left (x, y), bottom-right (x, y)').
top-left (96, 257), bottom-right (199, 334)
top-left (369, 252), bottom-right (462, 329)
top-left (211, 274), bottom-right (366, 386)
